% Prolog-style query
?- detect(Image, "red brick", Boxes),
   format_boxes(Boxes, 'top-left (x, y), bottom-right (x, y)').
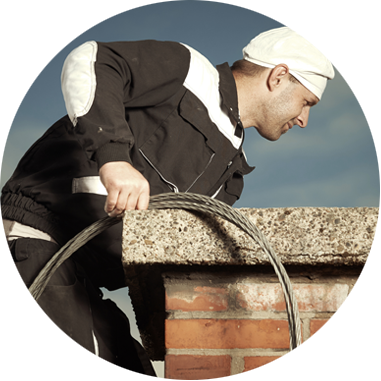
top-left (356, 285), bottom-right (380, 312)
top-left (242, 356), bottom-right (335, 380)
top-left (310, 319), bottom-right (335, 349)
top-left (237, 283), bottom-right (348, 312)
top-left (165, 319), bottom-right (290, 349)
top-left (165, 355), bottom-right (231, 379)
top-left (242, 356), bottom-right (289, 380)
top-left (166, 286), bottom-right (228, 311)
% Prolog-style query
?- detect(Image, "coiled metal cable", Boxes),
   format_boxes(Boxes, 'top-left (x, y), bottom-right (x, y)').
top-left (28, 192), bottom-right (301, 350)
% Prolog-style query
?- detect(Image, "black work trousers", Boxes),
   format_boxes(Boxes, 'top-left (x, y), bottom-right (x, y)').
top-left (8, 237), bottom-right (155, 376)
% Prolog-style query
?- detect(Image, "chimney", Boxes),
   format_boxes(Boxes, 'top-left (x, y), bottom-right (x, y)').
top-left (122, 206), bottom-right (376, 379)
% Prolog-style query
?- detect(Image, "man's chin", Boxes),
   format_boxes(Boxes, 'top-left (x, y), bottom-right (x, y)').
top-left (262, 134), bottom-right (280, 142)
top-left (254, 126), bottom-right (282, 142)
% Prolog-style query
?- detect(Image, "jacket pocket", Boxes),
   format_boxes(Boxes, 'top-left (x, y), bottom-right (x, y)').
top-left (214, 153), bottom-right (255, 206)
top-left (139, 91), bottom-right (217, 193)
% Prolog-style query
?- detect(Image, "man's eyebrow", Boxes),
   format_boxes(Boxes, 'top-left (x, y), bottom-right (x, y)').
top-left (307, 97), bottom-right (319, 106)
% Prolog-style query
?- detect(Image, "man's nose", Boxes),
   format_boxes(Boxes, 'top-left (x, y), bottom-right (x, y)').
top-left (296, 107), bottom-right (310, 128)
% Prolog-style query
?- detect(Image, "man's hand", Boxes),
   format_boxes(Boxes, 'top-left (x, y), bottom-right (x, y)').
top-left (99, 161), bottom-right (150, 217)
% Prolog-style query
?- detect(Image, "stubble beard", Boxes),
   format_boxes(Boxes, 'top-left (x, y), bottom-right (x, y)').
top-left (265, 84), bottom-right (296, 140)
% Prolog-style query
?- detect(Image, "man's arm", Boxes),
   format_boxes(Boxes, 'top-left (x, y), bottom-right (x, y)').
top-left (61, 40), bottom-right (190, 211)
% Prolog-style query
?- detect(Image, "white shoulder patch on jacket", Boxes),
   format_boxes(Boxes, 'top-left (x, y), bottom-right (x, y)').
top-left (61, 41), bottom-right (98, 126)
top-left (181, 44), bottom-right (242, 149)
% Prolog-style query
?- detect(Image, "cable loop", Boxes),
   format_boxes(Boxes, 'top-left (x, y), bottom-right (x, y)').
top-left (28, 192), bottom-right (301, 350)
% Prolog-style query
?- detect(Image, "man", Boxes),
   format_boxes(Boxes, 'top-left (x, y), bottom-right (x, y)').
top-left (1, 27), bottom-right (334, 374)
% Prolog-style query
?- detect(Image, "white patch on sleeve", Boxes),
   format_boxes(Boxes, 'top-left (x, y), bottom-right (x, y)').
top-left (61, 41), bottom-right (98, 126)
top-left (72, 176), bottom-right (107, 196)
top-left (181, 44), bottom-right (242, 149)
top-left (0, 279), bottom-right (11, 314)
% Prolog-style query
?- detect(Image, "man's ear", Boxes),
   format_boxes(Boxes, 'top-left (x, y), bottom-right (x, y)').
top-left (267, 64), bottom-right (290, 91)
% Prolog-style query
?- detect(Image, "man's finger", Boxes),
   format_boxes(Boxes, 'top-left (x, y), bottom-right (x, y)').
top-left (136, 190), bottom-right (150, 210)
top-left (110, 190), bottom-right (129, 216)
top-left (104, 190), bottom-right (119, 214)
top-left (126, 192), bottom-right (139, 211)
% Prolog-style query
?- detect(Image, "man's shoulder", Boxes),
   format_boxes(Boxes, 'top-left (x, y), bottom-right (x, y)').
top-left (99, 39), bottom-right (189, 58)
top-left (180, 43), bottom-right (219, 96)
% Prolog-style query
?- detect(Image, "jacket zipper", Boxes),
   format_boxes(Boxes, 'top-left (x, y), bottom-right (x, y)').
top-left (184, 153), bottom-right (215, 192)
top-left (139, 149), bottom-right (216, 194)
top-left (139, 149), bottom-right (179, 192)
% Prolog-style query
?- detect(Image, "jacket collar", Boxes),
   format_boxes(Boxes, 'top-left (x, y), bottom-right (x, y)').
top-left (217, 63), bottom-right (239, 120)
top-left (216, 63), bottom-right (243, 139)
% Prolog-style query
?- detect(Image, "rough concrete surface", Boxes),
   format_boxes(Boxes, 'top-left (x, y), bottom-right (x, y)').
top-left (121, 206), bottom-right (378, 360)
top-left (122, 207), bottom-right (378, 267)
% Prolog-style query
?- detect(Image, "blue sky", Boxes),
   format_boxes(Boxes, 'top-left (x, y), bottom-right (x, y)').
top-left (1, 1), bottom-right (380, 380)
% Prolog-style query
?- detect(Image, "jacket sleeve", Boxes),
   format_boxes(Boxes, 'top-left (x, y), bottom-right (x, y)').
top-left (61, 40), bottom-right (190, 169)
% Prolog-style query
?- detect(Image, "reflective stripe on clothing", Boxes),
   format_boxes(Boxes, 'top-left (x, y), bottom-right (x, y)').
top-left (72, 176), bottom-right (108, 195)
top-left (3, 219), bottom-right (57, 243)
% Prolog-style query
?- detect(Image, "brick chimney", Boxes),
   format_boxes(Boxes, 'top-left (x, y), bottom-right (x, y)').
top-left (122, 206), bottom-right (377, 379)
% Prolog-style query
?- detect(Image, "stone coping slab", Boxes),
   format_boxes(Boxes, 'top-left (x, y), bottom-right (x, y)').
top-left (121, 207), bottom-right (378, 360)
top-left (122, 207), bottom-right (378, 267)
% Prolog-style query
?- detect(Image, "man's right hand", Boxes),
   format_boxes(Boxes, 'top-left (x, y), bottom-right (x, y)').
top-left (99, 161), bottom-right (150, 217)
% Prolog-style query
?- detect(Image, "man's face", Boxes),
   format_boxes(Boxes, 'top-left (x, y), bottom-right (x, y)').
top-left (255, 79), bottom-right (319, 141)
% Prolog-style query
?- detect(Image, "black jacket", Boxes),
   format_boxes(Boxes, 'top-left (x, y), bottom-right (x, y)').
top-left (1, 40), bottom-right (254, 289)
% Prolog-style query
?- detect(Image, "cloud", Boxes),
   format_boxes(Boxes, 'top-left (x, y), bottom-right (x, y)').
top-left (322, 9), bottom-right (380, 107)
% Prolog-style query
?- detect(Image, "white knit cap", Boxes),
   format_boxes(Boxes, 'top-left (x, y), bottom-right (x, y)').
top-left (243, 27), bottom-right (335, 99)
